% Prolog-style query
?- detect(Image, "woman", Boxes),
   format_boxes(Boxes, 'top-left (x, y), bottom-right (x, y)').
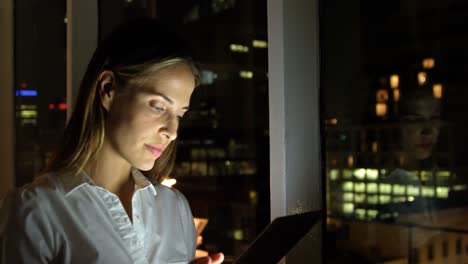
top-left (0, 19), bottom-right (223, 264)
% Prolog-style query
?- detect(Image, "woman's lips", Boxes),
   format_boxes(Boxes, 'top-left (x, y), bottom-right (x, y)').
top-left (145, 144), bottom-right (166, 158)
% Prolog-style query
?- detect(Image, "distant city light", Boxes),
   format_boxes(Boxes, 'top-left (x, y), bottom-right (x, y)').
top-left (347, 155), bottom-right (354, 167)
top-left (375, 103), bottom-right (387, 117)
top-left (367, 183), bottom-right (378, 193)
top-left (230, 44), bottom-right (249, 53)
top-left (239, 70), bottom-right (253, 79)
top-left (343, 203), bottom-right (354, 214)
top-left (376, 89), bottom-right (388, 102)
top-left (390, 74), bottom-right (399, 89)
top-left (433, 83), bottom-right (443, 99)
top-left (343, 192), bottom-right (353, 202)
top-left (436, 187), bottom-right (449, 198)
top-left (366, 169), bottom-right (379, 180)
top-left (393, 89), bottom-right (400, 102)
top-left (20, 110), bottom-right (37, 118)
top-left (417, 71), bottom-right (427, 85)
top-left (325, 118), bottom-right (338, 125)
top-left (58, 103), bottom-right (67, 110)
top-left (16, 89), bottom-right (37, 97)
top-left (233, 229), bottom-right (244, 240)
top-left (161, 178), bottom-right (177, 188)
top-left (422, 58), bottom-right (435, 69)
top-left (407, 185), bottom-right (420, 196)
top-left (371, 142), bottom-right (379, 153)
top-left (252, 40), bottom-right (268, 48)
top-left (19, 104), bottom-right (36, 110)
top-left (20, 82), bottom-right (28, 89)
top-left (49, 104), bottom-right (55, 110)
top-left (353, 168), bottom-right (366, 180)
top-left (342, 181), bottom-right (353, 192)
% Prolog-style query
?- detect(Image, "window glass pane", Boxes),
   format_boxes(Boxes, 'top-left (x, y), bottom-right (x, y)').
top-left (99, 0), bottom-right (269, 260)
top-left (324, 1), bottom-right (468, 263)
top-left (14, 0), bottom-right (67, 186)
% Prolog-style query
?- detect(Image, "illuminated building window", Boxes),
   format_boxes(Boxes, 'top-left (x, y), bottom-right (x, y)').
top-left (422, 186), bottom-right (435, 197)
top-left (422, 58), bottom-right (435, 69)
top-left (342, 169), bottom-right (352, 179)
top-left (375, 103), bottom-right (387, 117)
top-left (252, 40), bottom-right (268, 48)
top-left (212, 0), bottom-right (236, 13)
top-left (343, 203), bottom-right (354, 214)
top-left (354, 194), bottom-right (366, 203)
top-left (325, 118), bottom-right (338, 125)
top-left (379, 183), bottom-right (391, 194)
top-left (20, 119), bottom-right (37, 126)
top-left (233, 229), bottom-right (243, 240)
top-left (453, 185), bottom-right (467, 191)
top-left (407, 185), bottom-right (420, 196)
top-left (367, 195), bottom-right (378, 204)
top-left (367, 209), bottom-right (378, 219)
top-left (342, 181), bottom-right (353, 192)
top-left (249, 190), bottom-right (258, 205)
top-left (347, 155), bottom-right (354, 167)
top-left (239, 70), bottom-right (253, 79)
top-left (353, 168), bottom-right (366, 180)
top-left (379, 195), bottom-right (391, 204)
top-left (343, 192), bottom-right (353, 202)
top-left (417, 72), bottom-right (427, 86)
top-left (329, 169), bottom-right (339, 180)
top-left (367, 183), bottom-right (378, 193)
top-left (433, 83), bottom-right (443, 99)
top-left (355, 182), bottom-right (366, 193)
top-left (355, 208), bottom-right (366, 219)
top-left (436, 187), bottom-right (449, 198)
top-left (201, 70), bottom-right (218, 85)
top-left (393, 184), bottom-right (406, 195)
top-left (371, 142), bottom-right (378, 153)
top-left (19, 110), bottom-right (38, 118)
top-left (19, 104), bottom-right (37, 110)
top-left (230, 44), bottom-right (249, 53)
top-left (393, 89), bottom-right (400, 102)
top-left (393, 196), bottom-right (406, 203)
top-left (390, 74), bottom-right (399, 89)
top-left (366, 169), bottom-right (378, 180)
top-left (376, 89), bottom-right (389, 102)
top-left (436, 171), bottom-right (450, 177)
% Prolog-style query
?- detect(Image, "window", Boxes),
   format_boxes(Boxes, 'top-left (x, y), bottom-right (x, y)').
top-left (323, 1), bottom-right (468, 263)
top-left (14, 0), bottom-right (67, 186)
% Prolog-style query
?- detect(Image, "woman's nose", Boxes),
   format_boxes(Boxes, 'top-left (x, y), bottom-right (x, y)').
top-left (160, 114), bottom-right (178, 141)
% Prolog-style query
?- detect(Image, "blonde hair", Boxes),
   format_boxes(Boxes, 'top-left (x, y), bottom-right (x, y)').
top-left (43, 18), bottom-right (200, 183)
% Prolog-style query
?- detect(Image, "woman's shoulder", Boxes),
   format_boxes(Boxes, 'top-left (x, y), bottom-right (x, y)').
top-left (153, 183), bottom-right (189, 204)
top-left (1, 173), bottom-right (67, 215)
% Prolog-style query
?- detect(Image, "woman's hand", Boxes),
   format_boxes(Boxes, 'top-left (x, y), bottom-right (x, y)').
top-left (190, 252), bottom-right (224, 264)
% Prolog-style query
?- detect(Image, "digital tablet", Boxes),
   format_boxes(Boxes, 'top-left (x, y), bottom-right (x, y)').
top-left (233, 210), bottom-right (321, 264)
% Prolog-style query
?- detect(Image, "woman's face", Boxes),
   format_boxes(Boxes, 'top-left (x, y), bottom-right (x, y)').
top-left (104, 63), bottom-right (195, 171)
top-left (399, 95), bottom-right (441, 160)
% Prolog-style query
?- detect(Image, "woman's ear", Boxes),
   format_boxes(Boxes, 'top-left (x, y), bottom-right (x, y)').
top-left (98, 70), bottom-right (116, 112)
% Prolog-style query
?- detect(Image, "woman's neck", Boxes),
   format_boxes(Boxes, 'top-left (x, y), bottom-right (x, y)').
top-left (83, 140), bottom-right (133, 195)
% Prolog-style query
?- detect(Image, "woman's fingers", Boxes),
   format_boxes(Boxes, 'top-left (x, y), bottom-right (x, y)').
top-left (190, 253), bottom-right (224, 264)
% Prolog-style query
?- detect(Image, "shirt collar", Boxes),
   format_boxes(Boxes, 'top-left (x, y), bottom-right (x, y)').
top-left (59, 167), bottom-right (157, 197)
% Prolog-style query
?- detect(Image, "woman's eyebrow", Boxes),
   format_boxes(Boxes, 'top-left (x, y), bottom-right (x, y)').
top-left (145, 90), bottom-right (189, 110)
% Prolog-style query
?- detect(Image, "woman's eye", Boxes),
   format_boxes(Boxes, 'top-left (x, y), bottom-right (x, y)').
top-left (150, 102), bottom-right (165, 112)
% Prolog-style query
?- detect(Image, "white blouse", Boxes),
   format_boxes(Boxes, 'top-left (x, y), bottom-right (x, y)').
top-left (0, 168), bottom-right (196, 264)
